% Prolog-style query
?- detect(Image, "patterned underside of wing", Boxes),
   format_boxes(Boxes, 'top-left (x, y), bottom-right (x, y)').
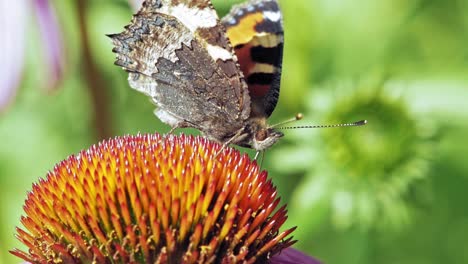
top-left (109, 0), bottom-right (251, 140)
top-left (222, 0), bottom-right (284, 118)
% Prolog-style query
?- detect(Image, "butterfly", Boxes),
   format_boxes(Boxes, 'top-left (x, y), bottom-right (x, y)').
top-left (109, 0), bottom-right (284, 151)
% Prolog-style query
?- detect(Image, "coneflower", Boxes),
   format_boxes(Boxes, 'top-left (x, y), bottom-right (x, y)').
top-left (11, 133), bottom-right (319, 263)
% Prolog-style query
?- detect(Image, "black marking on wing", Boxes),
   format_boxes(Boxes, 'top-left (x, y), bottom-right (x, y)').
top-left (250, 44), bottom-right (283, 66)
top-left (247, 72), bottom-right (274, 85)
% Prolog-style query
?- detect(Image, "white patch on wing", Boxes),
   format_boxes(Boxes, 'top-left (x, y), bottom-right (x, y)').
top-left (154, 108), bottom-right (183, 127)
top-left (228, 17), bottom-right (236, 25)
top-left (263, 11), bottom-right (281, 22)
top-left (206, 44), bottom-right (233, 61)
top-left (248, 34), bottom-right (283, 48)
top-left (159, 4), bottom-right (218, 32)
top-left (248, 63), bottom-right (275, 75)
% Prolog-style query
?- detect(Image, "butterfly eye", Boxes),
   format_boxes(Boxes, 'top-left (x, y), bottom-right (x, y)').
top-left (255, 129), bottom-right (268, 141)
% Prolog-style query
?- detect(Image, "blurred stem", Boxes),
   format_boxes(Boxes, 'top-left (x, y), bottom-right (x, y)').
top-left (77, 0), bottom-right (111, 140)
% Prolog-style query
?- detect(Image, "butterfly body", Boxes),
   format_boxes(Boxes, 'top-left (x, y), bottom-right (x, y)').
top-left (110, 0), bottom-right (284, 151)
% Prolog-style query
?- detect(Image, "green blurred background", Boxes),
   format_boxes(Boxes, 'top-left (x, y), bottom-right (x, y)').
top-left (1, 0), bottom-right (468, 263)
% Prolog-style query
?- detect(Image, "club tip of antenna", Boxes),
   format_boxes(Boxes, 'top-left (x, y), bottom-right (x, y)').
top-left (356, 120), bottom-right (367, 126)
top-left (295, 113), bottom-right (304, 120)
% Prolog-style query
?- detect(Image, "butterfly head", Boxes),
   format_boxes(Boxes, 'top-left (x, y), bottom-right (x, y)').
top-left (237, 118), bottom-right (284, 151)
top-left (251, 127), bottom-right (284, 151)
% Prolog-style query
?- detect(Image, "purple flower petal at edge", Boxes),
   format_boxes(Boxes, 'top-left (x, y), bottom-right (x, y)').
top-left (33, 0), bottom-right (64, 92)
top-left (0, 1), bottom-right (27, 112)
top-left (270, 248), bottom-right (322, 264)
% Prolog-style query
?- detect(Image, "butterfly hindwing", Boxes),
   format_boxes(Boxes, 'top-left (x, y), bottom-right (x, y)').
top-left (110, 0), bottom-right (251, 141)
top-left (222, 0), bottom-right (284, 119)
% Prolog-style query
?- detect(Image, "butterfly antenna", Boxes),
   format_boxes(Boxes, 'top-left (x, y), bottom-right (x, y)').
top-left (278, 119), bottom-right (367, 130)
top-left (270, 113), bottom-right (304, 128)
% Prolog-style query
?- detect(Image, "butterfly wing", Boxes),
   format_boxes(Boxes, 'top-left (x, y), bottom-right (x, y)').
top-left (222, 0), bottom-right (284, 119)
top-left (110, 0), bottom-right (251, 141)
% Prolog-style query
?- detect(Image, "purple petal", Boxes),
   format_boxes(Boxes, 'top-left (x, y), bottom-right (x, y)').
top-left (129, 0), bottom-right (144, 11)
top-left (0, 1), bottom-right (27, 112)
top-left (32, 0), bottom-right (64, 91)
top-left (270, 247), bottom-right (322, 264)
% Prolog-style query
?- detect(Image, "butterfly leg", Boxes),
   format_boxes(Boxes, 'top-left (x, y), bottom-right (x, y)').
top-left (164, 126), bottom-right (179, 137)
top-left (214, 128), bottom-right (247, 157)
top-left (254, 151), bottom-right (260, 160)
top-left (259, 151), bottom-right (266, 168)
top-left (161, 120), bottom-right (194, 139)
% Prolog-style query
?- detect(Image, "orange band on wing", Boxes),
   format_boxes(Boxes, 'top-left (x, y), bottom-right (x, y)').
top-left (226, 12), bottom-right (264, 46)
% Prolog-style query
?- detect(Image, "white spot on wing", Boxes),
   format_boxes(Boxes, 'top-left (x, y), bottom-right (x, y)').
top-left (154, 108), bottom-right (182, 127)
top-left (159, 4), bottom-right (218, 32)
top-left (263, 11), bottom-right (281, 22)
top-left (248, 63), bottom-right (275, 75)
top-left (206, 44), bottom-right (233, 61)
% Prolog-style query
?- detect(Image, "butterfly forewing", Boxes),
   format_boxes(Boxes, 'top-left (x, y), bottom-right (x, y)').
top-left (222, 0), bottom-right (284, 119)
top-left (110, 0), bottom-right (251, 141)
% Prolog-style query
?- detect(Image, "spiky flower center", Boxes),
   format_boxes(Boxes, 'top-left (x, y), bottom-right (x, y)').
top-left (11, 134), bottom-right (295, 263)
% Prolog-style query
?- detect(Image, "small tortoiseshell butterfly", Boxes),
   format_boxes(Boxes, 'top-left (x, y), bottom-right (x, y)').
top-left (110, 0), bottom-right (285, 151)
